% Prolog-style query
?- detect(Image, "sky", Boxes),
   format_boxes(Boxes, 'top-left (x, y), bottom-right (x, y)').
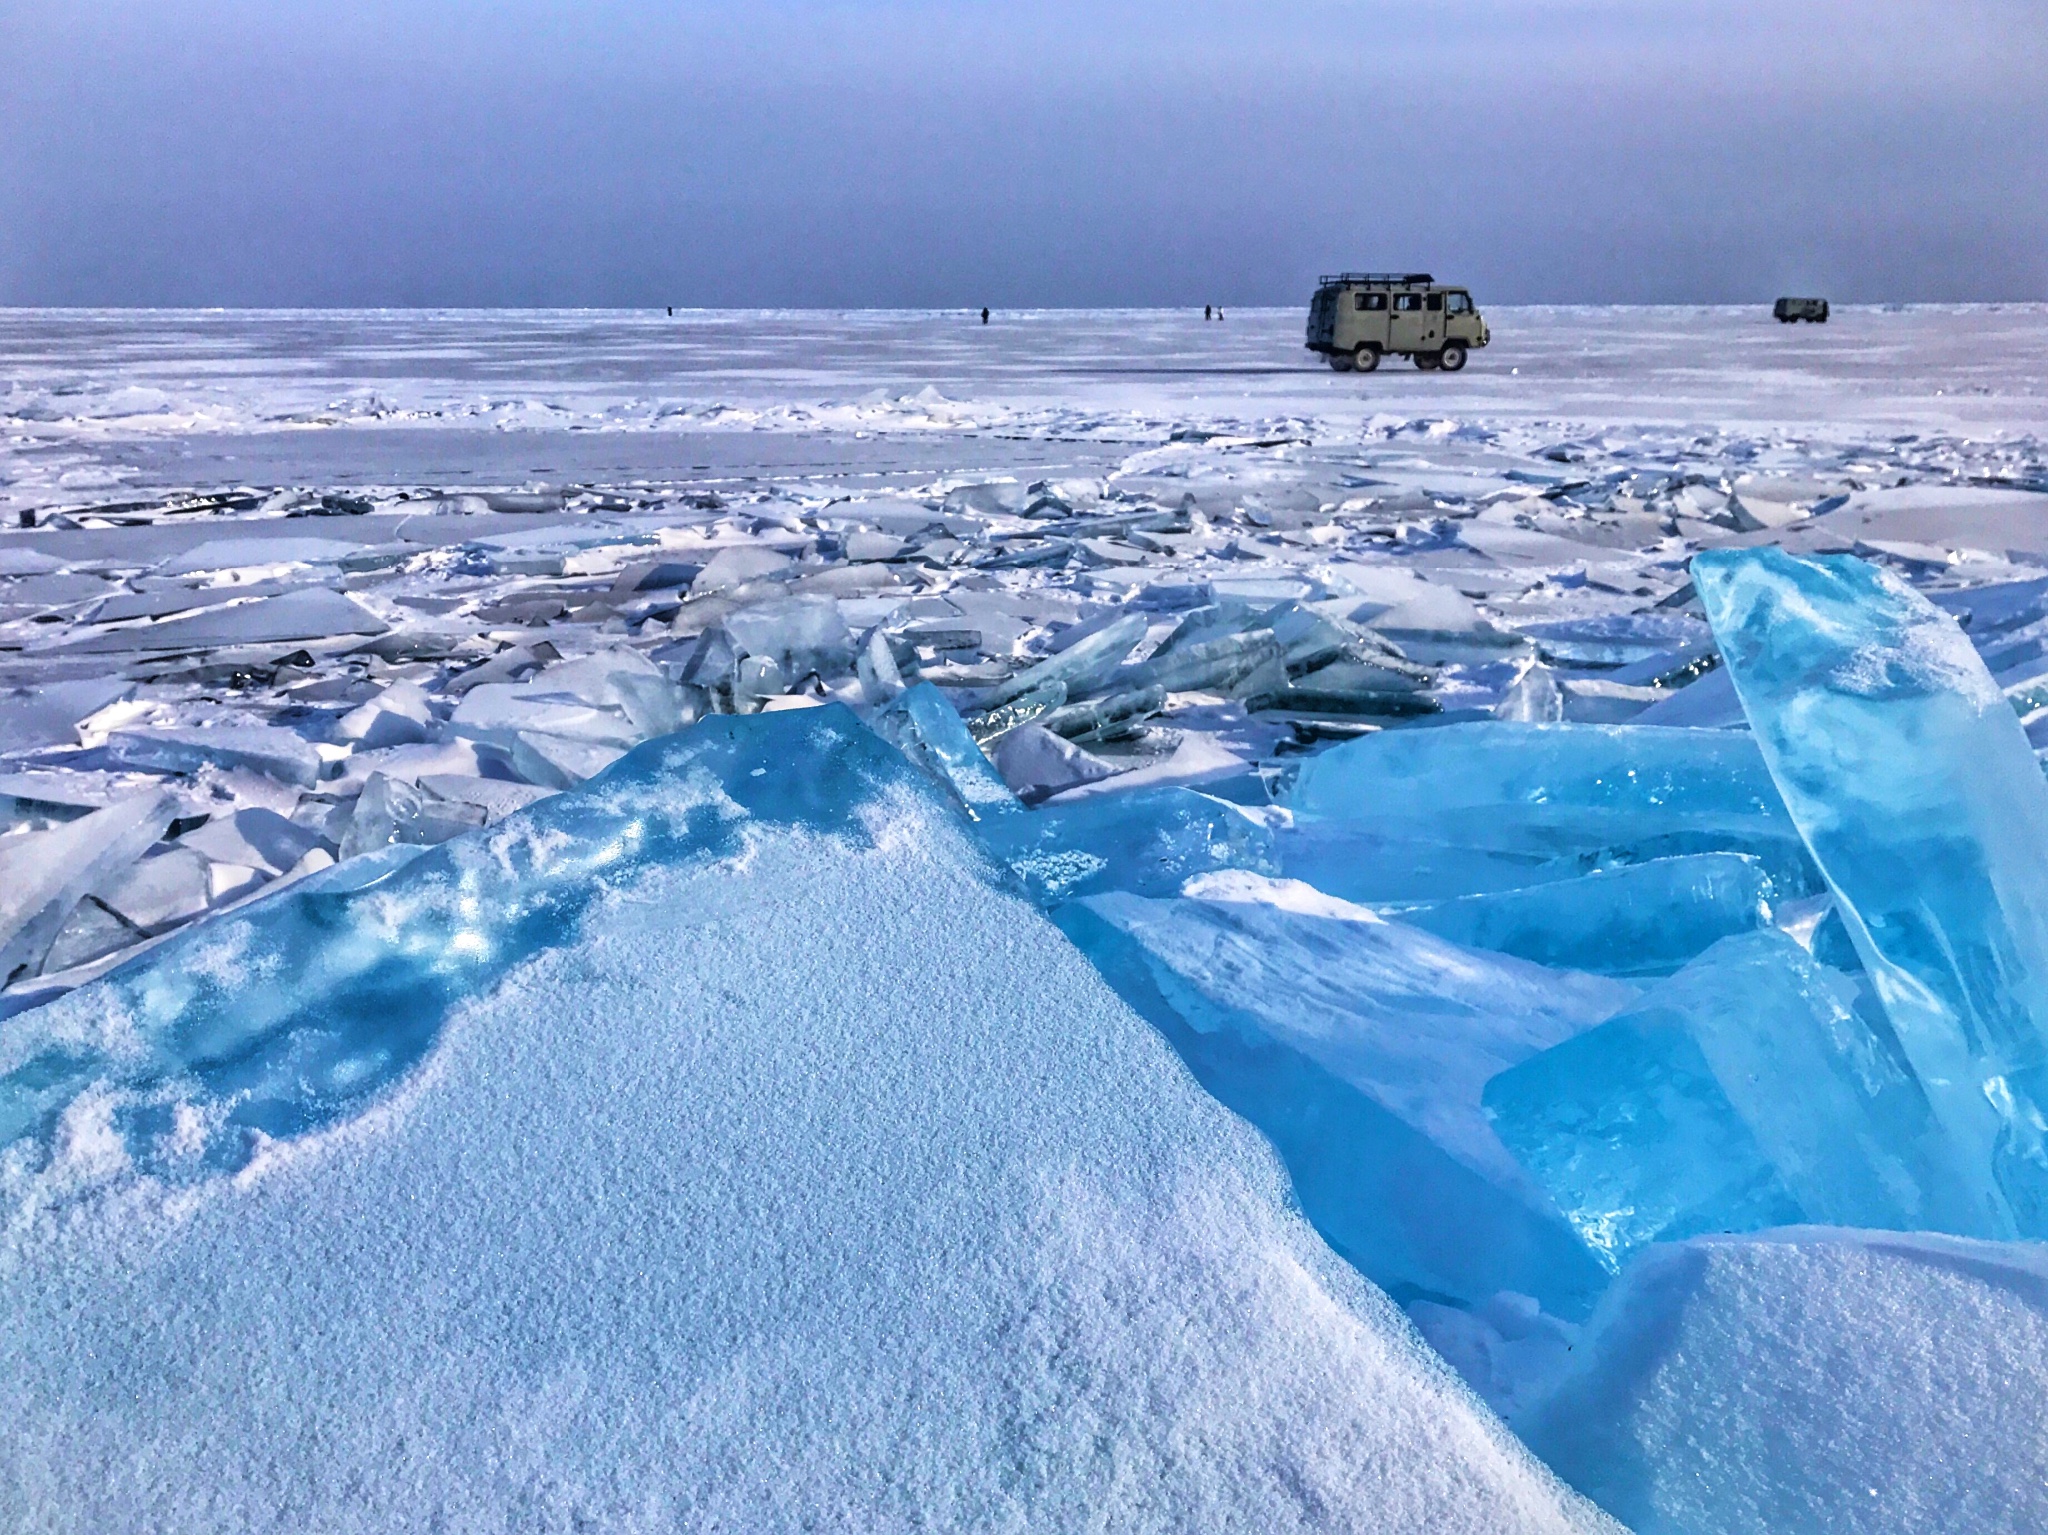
top-left (1, 0), bottom-right (2044, 307)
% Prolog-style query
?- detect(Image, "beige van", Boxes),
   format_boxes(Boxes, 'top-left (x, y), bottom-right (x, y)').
top-left (1306, 273), bottom-right (1490, 373)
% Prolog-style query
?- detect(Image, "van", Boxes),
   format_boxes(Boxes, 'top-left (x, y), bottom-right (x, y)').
top-left (1306, 273), bottom-right (1490, 372)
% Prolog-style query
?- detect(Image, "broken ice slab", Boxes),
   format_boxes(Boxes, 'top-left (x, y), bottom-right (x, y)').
top-left (415, 774), bottom-right (557, 823)
top-left (105, 724), bottom-right (322, 789)
top-left (988, 724), bottom-right (1121, 805)
top-left (333, 679), bottom-right (435, 749)
top-left (151, 537), bottom-right (357, 577)
top-left (1121, 629), bottom-right (1280, 695)
top-left (507, 731), bottom-right (627, 790)
top-left (92, 844), bottom-right (213, 933)
top-left (1484, 931), bottom-right (1981, 1272)
top-left (964, 682), bottom-right (1066, 743)
top-left (40, 897), bottom-right (146, 975)
top-left (1628, 664), bottom-right (1745, 728)
top-left (690, 544), bottom-right (792, 594)
top-left (721, 595), bottom-right (854, 685)
top-left (871, 682), bottom-right (1019, 818)
top-left (1697, 547), bottom-right (2048, 1238)
top-left (175, 807), bottom-right (327, 878)
top-left (528, 649), bottom-right (690, 738)
top-left (1246, 661), bottom-right (1438, 719)
top-left (1033, 685), bottom-right (1166, 744)
top-left (1059, 873), bottom-right (1626, 1316)
top-left (1520, 614), bottom-right (1710, 669)
top-left (977, 612), bottom-right (1148, 711)
top-left (0, 789), bottom-right (176, 985)
top-left (1290, 720), bottom-right (1816, 891)
top-left (451, 684), bottom-right (641, 750)
top-left (43, 588), bottom-right (388, 654)
top-left (1397, 853), bottom-right (1774, 977)
top-left (0, 678), bottom-right (132, 755)
top-left (1494, 661), bottom-right (1564, 723)
top-left (338, 772), bottom-right (487, 859)
top-left (1276, 822), bottom-right (1594, 906)
top-left (973, 786), bottom-right (1273, 905)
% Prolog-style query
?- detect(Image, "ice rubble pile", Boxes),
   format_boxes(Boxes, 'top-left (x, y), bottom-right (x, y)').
top-left (10, 542), bottom-right (2048, 1529)
top-left (0, 708), bottom-right (1608, 1535)
top-left (5, 411), bottom-right (1965, 1017)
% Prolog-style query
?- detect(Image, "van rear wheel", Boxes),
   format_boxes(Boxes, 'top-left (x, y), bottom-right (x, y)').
top-left (1327, 351), bottom-right (1355, 372)
top-left (1438, 343), bottom-right (1468, 372)
top-left (1353, 344), bottom-right (1381, 373)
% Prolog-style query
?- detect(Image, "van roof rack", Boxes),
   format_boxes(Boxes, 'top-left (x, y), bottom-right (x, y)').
top-left (1319, 272), bottom-right (1435, 287)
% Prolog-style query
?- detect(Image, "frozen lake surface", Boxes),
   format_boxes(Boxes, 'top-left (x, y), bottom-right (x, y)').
top-left (5, 305), bottom-right (2048, 1533)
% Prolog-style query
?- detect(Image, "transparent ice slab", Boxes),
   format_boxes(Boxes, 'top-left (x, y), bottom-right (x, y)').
top-left (979, 612), bottom-right (1147, 710)
top-left (0, 789), bottom-right (176, 985)
top-left (1397, 853), bottom-right (1775, 977)
top-left (1485, 930), bottom-right (1981, 1271)
top-left (1290, 720), bottom-right (1817, 892)
top-left (105, 725), bottom-right (322, 789)
top-left (1697, 547), bottom-right (2048, 1236)
top-left (871, 682), bottom-right (1020, 818)
top-left (1060, 874), bottom-right (1627, 1316)
top-left (975, 787), bottom-right (1275, 905)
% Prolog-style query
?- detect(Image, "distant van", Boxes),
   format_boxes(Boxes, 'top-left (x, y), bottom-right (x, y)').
top-left (1773, 297), bottom-right (1830, 323)
top-left (1306, 273), bottom-right (1490, 372)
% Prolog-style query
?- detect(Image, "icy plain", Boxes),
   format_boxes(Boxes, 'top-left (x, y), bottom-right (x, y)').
top-left (5, 304), bottom-right (2048, 1532)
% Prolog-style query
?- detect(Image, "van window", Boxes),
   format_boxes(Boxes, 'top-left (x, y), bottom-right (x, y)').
top-left (1425, 293), bottom-right (1444, 312)
top-left (1356, 292), bottom-right (1387, 311)
top-left (1445, 292), bottom-right (1472, 314)
top-left (1393, 293), bottom-right (1422, 312)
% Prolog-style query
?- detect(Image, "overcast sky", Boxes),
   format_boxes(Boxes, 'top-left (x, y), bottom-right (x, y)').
top-left (2, 0), bottom-right (2043, 306)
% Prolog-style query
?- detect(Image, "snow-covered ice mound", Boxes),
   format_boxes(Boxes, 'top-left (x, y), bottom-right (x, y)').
top-left (0, 708), bottom-right (1609, 1533)
top-left (1521, 1228), bottom-right (2048, 1535)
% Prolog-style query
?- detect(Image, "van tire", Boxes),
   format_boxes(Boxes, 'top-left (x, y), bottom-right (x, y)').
top-left (1353, 344), bottom-right (1381, 373)
top-left (1414, 351), bottom-right (1441, 371)
top-left (1438, 343), bottom-right (1468, 372)
top-left (1327, 351), bottom-right (1355, 372)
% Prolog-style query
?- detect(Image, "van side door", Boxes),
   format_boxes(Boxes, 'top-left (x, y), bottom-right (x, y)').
top-left (1349, 289), bottom-right (1391, 351)
top-left (1388, 291), bottom-right (1432, 354)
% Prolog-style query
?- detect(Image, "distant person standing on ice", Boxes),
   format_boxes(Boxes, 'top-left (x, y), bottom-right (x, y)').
top-left (1205, 305), bottom-right (1212, 320)
top-left (981, 307), bottom-right (990, 324)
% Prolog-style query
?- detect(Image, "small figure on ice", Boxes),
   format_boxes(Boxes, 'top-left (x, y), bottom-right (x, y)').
top-left (981, 307), bottom-right (990, 324)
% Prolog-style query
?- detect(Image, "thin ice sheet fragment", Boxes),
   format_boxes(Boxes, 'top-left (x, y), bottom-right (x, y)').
top-left (1697, 547), bottom-right (2048, 1236)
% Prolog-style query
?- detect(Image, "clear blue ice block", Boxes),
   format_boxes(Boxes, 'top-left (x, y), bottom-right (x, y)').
top-left (1288, 721), bottom-right (1818, 894)
top-left (1064, 878), bottom-right (1627, 1316)
top-left (1697, 548), bottom-right (2048, 1237)
top-left (1396, 853), bottom-right (1775, 976)
top-left (1485, 930), bottom-right (1978, 1270)
top-left (975, 787), bottom-right (1276, 905)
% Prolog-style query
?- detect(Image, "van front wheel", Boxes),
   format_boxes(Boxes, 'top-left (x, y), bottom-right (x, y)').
top-left (1438, 343), bottom-right (1468, 372)
top-left (1353, 344), bottom-right (1381, 373)
top-left (1414, 351), bottom-right (1441, 371)
top-left (1327, 351), bottom-right (1355, 372)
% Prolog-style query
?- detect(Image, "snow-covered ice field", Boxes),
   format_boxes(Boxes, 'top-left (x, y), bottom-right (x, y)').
top-left (6, 304), bottom-right (2048, 1533)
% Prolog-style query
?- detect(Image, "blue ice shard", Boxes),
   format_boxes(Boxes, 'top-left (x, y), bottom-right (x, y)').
top-left (1697, 547), bottom-right (2048, 1236)
top-left (872, 681), bottom-right (1021, 818)
top-left (1397, 853), bottom-right (1774, 976)
top-left (1289, 721), bottom-right (1817, 893)
top-left (975, 786), bottom-right (1275, 904)
top-left (1062, 873), bottom-right (1628, 1316)
top-left (1485, 931), bottom-right (1974, 1270)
